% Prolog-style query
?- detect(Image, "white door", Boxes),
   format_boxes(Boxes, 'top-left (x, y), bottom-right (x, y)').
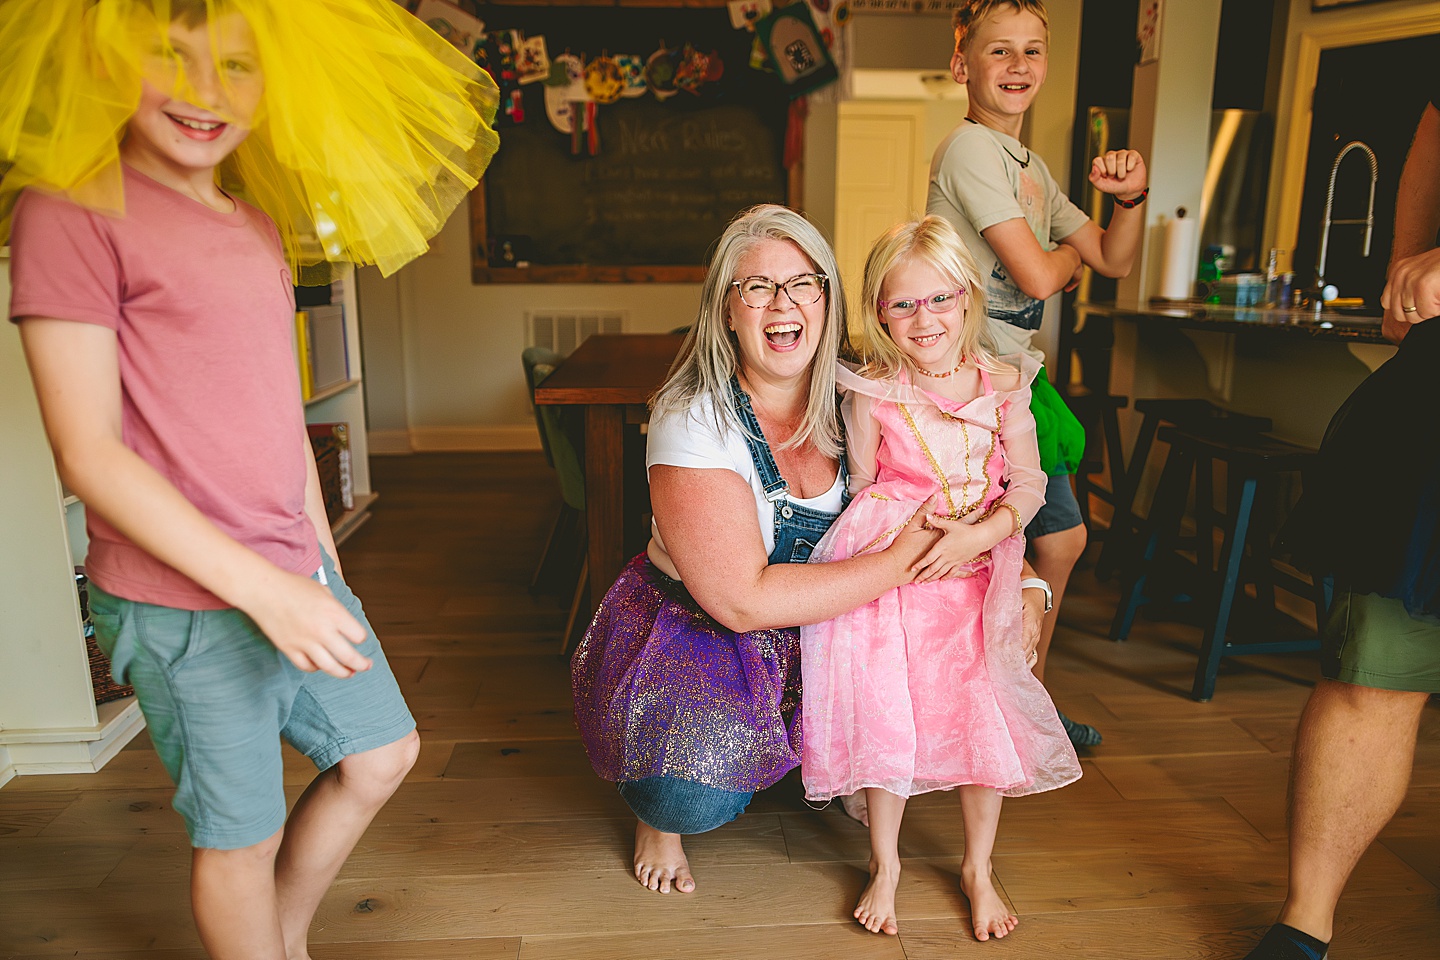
top-left (833, 102), bottom-right (929, 332)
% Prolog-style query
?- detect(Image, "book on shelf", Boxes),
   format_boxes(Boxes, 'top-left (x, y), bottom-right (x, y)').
top-left (294, 311), bottom-right (314, 401)
top-left (307, 422), bottom-right (353, 525)
top-left (294, 305), bottom-right (350, 401)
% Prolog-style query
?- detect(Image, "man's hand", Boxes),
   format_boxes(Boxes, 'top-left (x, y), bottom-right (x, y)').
top-left (1380, 246), bottom-right (1440, 344)
top-left (1089, 149), bottom-right (1147, 200)
top-left (244, 571), bottom-right (372, 678)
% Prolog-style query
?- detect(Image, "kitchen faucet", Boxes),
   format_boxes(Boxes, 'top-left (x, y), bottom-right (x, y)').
top-left (1314, 140), bottom-right (1378, 300)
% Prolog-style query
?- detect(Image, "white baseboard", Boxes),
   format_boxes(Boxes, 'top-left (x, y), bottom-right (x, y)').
top-left (0, 747), bottom-right (14, 788)
top-left (408, 425), bottom-right (542, 452)
top-left (366, 429), bottom-right (414, 455)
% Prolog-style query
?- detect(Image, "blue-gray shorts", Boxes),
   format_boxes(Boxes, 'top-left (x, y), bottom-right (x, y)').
top-left (1025, 472), bottom-right (1085, 538)
top-left (88, 547), bottom-right (415, 850)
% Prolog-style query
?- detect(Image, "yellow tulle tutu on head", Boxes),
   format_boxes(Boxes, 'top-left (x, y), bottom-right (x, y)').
top-left (0, 0), bottom-right (500, 281)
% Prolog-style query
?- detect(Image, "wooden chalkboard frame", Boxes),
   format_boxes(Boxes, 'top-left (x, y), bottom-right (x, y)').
top-left (467, 0), bottom-right (802, 284)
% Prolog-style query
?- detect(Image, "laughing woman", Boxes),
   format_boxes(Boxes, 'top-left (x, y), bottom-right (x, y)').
top-left (570, 204), bottom-right (939, 894)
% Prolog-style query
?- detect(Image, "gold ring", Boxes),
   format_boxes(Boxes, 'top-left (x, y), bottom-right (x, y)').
top-left (1403, 305), bottom-right (1419, 313)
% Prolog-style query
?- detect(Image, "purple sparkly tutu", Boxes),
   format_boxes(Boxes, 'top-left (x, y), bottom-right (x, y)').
top-left (571, 554), bottom-right (802, 792)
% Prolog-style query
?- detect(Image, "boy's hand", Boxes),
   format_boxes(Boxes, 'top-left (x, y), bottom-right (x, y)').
top-left (246, 572), bottom-right (373, 678)
top-left (1089, 149), bottom-right (1148, 200)
top-left (913, 514), bottom-right (994, 583)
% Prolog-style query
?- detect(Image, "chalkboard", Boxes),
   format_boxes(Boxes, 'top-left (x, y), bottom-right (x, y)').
top-left (469, 4), bottom-right (794, 283)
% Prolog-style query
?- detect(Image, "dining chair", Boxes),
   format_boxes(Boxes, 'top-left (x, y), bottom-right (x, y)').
top-left (522, 347), bottom-right (589, 653)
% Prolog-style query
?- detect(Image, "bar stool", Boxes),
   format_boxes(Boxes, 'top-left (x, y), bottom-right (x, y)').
top-left (1060, 386), bottom-right (1128, 536)
top-left (1109, 424), bottom-right (1324, 701)
top-left (1095, 399), bottom-right (1273, 581)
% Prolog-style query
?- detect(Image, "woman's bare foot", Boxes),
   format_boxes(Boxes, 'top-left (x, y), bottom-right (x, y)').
top-left (960, 864), bottom-right (1017, 941)
top-left (854, 860), bottom-right (901, 935)
top-left (633, 821), bottom-right (695, 894)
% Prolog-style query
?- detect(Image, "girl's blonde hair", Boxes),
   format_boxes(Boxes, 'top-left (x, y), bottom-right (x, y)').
top-left (953, 0), bottom-right (1049, 54)
top-left (650, 204), bottom-right (845, 459)
top-left (851, 215), bottom-right (1009, 380)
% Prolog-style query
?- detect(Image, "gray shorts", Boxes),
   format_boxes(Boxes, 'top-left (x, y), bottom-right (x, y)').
top-left (88, 547), bottom-right (415, 850)
top-left (1025, 472), bottom-right (1085, 538)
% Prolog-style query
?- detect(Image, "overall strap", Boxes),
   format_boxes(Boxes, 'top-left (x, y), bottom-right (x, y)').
top-left (728, 376), bottom-right (789, 503)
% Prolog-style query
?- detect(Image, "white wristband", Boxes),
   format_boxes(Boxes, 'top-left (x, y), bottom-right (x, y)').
top-left (1020, 577), bottom-right (1052, 613)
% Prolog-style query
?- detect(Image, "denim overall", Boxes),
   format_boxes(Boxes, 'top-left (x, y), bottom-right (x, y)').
top-left (729, 376), bottom-right (849, 564)
top-left (617, 380), bottom-right (849, 835)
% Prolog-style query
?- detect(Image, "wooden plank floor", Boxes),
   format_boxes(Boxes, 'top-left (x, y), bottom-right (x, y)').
top-left (4, 452), bottom-right (1437, 959)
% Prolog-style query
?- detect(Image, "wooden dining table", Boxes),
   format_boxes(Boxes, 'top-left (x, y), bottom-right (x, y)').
top-left (533, 332), bottom-right (684, 612)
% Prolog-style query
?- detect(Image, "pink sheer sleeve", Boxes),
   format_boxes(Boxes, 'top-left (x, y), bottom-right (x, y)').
top-left (842, 389), bottom-right (881, 496)
top-left (995, 370), bottom-right (1046, 526)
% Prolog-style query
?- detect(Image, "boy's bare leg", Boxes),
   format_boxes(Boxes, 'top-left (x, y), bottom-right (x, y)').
top-left (275, 732), bottom-right (420, 959)
top-left (192, 833), bottom-right (287, 960)
top-left (191, 734), bottom-right (417, 960)
top-left (855, 788), bottom-right (906, 935)
top-left (959, 784), bottom-right (1016, 941)
top-left (634, 821), bottom-right (695, 894)
top-left (1275, 680), bottom-right (1428, 942)
top-left (1028, 523), bottom-right (1087, 680)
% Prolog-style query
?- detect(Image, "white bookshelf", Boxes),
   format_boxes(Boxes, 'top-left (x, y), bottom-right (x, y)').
top-left (0, 260), bottom-right (374, 785)
top-left (303, 269), bottom-right (375, 543)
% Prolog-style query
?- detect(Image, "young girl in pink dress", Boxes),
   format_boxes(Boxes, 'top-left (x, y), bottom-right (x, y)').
top-left (802, 217), bottom-right (1081, 941)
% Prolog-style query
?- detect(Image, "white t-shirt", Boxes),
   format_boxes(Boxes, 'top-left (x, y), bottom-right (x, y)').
top-left (927, 121), bottom-right (1091, 363)
top-left (646, 392), bottom-right (846, 579)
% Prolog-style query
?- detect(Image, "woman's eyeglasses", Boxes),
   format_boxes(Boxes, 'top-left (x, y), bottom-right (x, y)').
top-left (876, 289), bottom-right (966, 321)
top-left (731, 273), bottom-right (828, 309)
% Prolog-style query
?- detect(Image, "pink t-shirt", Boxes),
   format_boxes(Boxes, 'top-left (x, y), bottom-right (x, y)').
top-left (8, 166), bottom-right (321, 610)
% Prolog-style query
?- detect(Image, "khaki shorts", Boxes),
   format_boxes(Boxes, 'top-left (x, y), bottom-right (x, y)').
top-left (1321, 586), bottom-right (1440, 693)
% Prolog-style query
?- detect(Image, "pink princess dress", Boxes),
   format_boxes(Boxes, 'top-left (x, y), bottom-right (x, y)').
top-left (801, 358), bottom-right (1081, 801)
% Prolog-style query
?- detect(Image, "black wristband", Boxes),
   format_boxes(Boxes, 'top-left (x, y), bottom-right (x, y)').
top-left (1114, 188), bottom-right (1148, 209)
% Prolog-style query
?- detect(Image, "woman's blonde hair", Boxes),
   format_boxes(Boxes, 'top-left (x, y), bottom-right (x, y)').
top-left (953, 0), bottom-right (1049, 54)
top-left (651, 203), bottom-right (846, 459)
top-left (851, 215), bottom-right (1009, 380)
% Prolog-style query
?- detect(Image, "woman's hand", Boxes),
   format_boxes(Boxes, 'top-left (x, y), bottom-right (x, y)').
top-left (883, 501), bottom-right (942, 585)
top-left (1089, 149), bottom-right (1147, 201)
top-left (1019, 581), bottom-right (1044, 667)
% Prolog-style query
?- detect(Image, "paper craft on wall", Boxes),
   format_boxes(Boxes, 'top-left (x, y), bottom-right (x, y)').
top-left (756, 3), bottom-right (837, 97)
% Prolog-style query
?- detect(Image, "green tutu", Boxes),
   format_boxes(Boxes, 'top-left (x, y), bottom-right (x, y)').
top-left (1030, 367), bottom-right (1085, 476)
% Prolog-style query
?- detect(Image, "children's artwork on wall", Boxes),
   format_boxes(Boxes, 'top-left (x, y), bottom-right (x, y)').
top-left (615, 54), bottom-right (648, 97)
top-left (517, 35), bottom-right (551, 84)
top-left (756, 3), bottom-right (837, 96)
top-left (584, 55), bottom-right (625, 104)
top-left (543, 53), bottom-right (586, 133)
top-left (412, 0), bottom-right (485, 58)
top-left (728, 0), bottom-right (772, 31)
top-left (1137, 0), bottom-right (1163, 65)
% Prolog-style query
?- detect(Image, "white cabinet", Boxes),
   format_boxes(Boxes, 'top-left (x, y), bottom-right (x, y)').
top-left (0, 258), bottom-right (373, 785)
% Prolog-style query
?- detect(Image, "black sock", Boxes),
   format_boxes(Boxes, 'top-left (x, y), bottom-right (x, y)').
top-left (1243, 923), bottom-right (1328, 960)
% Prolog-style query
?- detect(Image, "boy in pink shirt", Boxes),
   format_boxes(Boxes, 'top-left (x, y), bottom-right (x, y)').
top-left (2, 2), bottom-right (497, 956)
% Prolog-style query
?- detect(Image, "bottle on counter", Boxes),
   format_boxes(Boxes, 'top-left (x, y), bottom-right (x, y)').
top-left (1198, 246), bottom-right (1223, 304)
top-left (1263, 248), bottom-right (1283, 306)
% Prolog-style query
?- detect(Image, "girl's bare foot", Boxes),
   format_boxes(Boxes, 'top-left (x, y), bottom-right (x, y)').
top-left (960, 864), bottom-right (1017, 941)
top-left (854, 860), bottom-right (901, 935)
top-left (841, 791), bottom-right (870, 826)
top-left (633, 821), bottom-right (695, 894)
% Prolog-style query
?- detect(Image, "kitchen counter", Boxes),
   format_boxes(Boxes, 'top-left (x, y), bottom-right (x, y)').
top-left (1079, 299), bottom-right (1390, 344)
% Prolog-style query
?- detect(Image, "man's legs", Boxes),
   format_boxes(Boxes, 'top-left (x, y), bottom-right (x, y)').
top-left (191, 732), bottom-right (420, 960)
top-left (1277, 679), bottom-right (1428, 941)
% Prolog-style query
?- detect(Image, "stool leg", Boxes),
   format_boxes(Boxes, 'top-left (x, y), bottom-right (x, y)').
top-left (1192, 475), bottom-right (1258, 701)
top-left (1193, 454), bottom-right (1215, 580)
top-left (1097, 411), bottom-right (1161, 581)
top-left (1110, 445), bottom-right (1193, 641)
top-left (1102, 405), bottom-right (1127, 501)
